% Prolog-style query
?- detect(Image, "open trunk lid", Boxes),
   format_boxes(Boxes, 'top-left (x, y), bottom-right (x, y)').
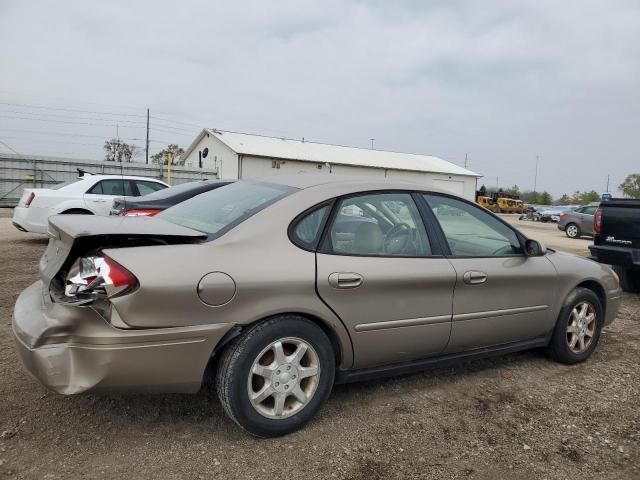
top-left (40, 215), bottom-right (206, 288)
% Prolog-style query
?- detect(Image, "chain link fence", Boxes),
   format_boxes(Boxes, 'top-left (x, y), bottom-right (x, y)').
top-left (0, 154), bottom-right (218, 207)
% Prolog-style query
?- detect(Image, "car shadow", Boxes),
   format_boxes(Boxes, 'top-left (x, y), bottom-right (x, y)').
top-left (39, 347), bottom-right (555, 440)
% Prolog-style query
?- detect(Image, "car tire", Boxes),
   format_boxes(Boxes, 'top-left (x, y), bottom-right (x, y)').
top-left (215, 315), bottom-right (335, 437)
top-left (565, 223), bottom-right (580, 238)
top-left (545, 287), bottom-right (603, 365)
top-left (613, 266), bottom-right (640, 293)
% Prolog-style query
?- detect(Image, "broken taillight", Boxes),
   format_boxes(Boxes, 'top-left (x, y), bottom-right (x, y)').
top-left (65, 254), bottom-right (137, 300)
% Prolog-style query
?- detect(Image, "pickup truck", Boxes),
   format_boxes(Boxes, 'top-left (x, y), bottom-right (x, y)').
top-left (589, 199), bottom-right (640, 292)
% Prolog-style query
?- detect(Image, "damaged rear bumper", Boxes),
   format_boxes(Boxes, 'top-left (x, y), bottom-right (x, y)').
top-left (13, 281), bottom-right (233, 395)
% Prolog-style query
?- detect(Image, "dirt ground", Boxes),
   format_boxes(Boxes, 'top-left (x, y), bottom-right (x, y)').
top-left (0, 209), bottom-right (638, 480)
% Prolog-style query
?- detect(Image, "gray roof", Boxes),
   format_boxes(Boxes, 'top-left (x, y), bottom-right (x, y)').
top-left (183, 129), bottom-right (480, 177)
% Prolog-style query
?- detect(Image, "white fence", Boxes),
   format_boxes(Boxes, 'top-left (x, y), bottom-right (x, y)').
top-left (0, 154), bottom-right (218, 207)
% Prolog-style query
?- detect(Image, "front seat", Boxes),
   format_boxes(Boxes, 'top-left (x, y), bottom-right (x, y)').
top-left (352, 222), bottom-right (384, 255)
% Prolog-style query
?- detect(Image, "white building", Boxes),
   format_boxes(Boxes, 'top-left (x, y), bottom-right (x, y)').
top-left (181, 129), bottom-right (480, 200)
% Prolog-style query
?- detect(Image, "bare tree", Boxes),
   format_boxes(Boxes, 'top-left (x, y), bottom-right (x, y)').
top-left (151, 144), bottom-right (185, 165)
top-left (103, 138), bottom-right (138, 162)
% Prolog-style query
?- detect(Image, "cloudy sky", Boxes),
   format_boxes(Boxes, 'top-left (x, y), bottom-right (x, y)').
top-left (0, 0), bottom-right (638, 196)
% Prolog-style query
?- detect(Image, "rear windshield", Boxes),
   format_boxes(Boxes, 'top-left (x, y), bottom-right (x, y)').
top-left (138, 180), bottom-right (216, 200)
top-left (50, 179), bottom-right (80, 190)
top-left (158, 181), bottom-right (297, 237)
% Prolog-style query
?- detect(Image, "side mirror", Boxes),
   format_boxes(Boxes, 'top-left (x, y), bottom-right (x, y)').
top-left (525, 239), bottom-right (547, 257)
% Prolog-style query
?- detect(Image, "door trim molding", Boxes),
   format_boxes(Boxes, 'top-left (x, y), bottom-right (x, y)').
top-left (452, 305), bottom-right (548, 323)
top-left (354, 314), bottom-right (451, 332)
top-left (335, 336), bottom-right (550, 384)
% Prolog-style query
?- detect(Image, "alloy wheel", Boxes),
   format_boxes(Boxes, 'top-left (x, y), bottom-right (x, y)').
top-left (247, 337), bottom-right (320, 419)
top-left (566, 225), bottom-right (579, 238)
top-left (566, 301), bottom-right (596, 353)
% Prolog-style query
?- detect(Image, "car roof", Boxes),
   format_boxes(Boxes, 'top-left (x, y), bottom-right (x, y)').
top-left (253, 174), bottom-right (454, 195)
top-left (79, 174), bottom-right (168, 183)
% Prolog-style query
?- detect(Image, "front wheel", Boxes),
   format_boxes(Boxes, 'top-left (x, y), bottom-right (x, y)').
top-left (545, 287), bottom-right (603, 364)
top-left (215, 315), bottom-right (335, 437)
top-left (565, 223), bottom-right (580, 238)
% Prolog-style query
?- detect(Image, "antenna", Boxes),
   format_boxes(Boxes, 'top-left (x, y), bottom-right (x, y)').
top-left (116, 123), bottom-right (126, 216)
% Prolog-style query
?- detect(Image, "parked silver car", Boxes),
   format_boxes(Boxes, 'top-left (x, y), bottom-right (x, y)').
top-left (558, 204), bottom-right (599, 238)
top-left (12, 177), bottom-right (622, 437)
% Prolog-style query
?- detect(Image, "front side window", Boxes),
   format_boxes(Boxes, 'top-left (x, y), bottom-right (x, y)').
top-left (158, 181), bottom-right (296, 237)
top-left (424, 194), bottom-right (522, 257)
top-left (321, 193), bottom-right (431, 257)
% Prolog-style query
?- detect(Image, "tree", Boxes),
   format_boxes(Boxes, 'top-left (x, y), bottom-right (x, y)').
top-left (556, 194), bottom-right (572, 205)
top-left (619, 174), bottom-right (640, 198)
top-left (103, 138), bottom-right (137, 162)
top-left (539, 191), bottom-right (552, 205)
top-left (151, 144), bottom-right (185, 166)
top-left (520, 190), bottom-right (540, 204)
top-left (503, 184), bottom-right (521, 199)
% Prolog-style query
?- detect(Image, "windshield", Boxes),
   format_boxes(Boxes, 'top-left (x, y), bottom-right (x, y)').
top-left (157, 181), bottom-right (297, 236)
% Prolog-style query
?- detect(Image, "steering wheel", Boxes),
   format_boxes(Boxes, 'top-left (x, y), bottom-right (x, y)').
top-left (383, 223), bottom-right (412, 254)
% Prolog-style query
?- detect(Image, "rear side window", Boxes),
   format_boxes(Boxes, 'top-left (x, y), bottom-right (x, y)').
top-left (291, 205), bottom-right (331, 249)
top-left (87, 180), bottom-right (134, 196)
top-left (321, 193), bottom-right (431, 257)
top-left (135, 180), bottom-right (166, 196)
top-left (583, 206), bottom-right (598, 215)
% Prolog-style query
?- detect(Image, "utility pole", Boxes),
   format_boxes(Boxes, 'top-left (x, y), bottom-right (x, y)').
top-left (145, 108), bottom-right (150, 164)
top-left (370, 138), bottom-right (375, 150)
top-left (533, 155), bottom-right (539, 193)
top-left (606, 174), bottom-right (610, 192)
top-left (464, 153), bottom-right (468, 169)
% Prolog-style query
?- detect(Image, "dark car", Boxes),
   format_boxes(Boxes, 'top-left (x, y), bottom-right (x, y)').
top-left (589, 198), bottom-right (640, 292)
top-left (110, 179), bottom-right (234, 216)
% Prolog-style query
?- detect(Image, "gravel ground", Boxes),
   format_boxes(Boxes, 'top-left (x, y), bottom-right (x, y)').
top-left (0, 209), bottom-right (638, 480)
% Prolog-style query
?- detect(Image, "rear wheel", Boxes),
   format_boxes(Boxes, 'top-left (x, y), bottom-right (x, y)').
top-left (216, 315), bottom-right (335, 437)
top-left (613, 265), bottom-right (640, 293)
top-left (546, 287), bottom-right (603, 364)
top-left (565, 223), bottom-right (580, 238)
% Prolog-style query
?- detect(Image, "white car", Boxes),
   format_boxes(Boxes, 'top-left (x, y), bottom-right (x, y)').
top-left (12, 174), bottom-right (168, 234)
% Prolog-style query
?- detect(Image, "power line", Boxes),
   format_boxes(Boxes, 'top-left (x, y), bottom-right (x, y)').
top-left (0, 101), bottom-right (145, 117)
top-left (149, 115), bottom-right (204, 130)
top-left (0, 108), bottom-right (146, 124)
top-left (0, 139), bottom-right (20, 155)
top-left (0, 114), bottom-right (147, 129)
top-left (0, 127), bottom-right (146, 142)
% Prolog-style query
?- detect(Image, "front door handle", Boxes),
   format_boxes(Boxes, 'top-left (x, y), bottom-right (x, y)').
top-left (328, 272), bottom-right (363, 289)
top-left (463, 271), bottom-right (488, 285)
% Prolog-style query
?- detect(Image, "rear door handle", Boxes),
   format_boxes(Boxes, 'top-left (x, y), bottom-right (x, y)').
top-left (463, 271), bottom-right (488, 285)
top-left (328, 272), bottom-right (363, 289)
